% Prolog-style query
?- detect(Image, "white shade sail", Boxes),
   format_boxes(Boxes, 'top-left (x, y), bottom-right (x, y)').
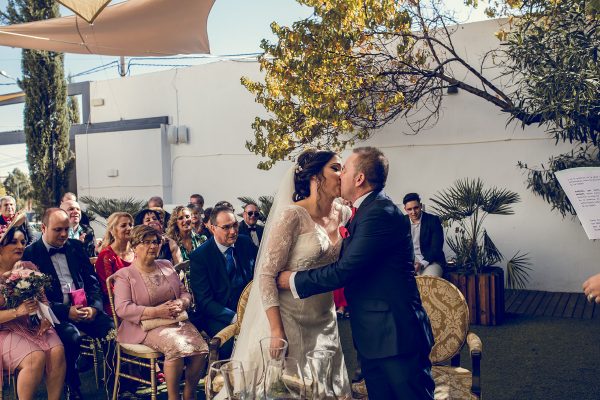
top-left (57, 0), bottom-right (112, 24)
top-left (0, 0), bottom-right (215, 56)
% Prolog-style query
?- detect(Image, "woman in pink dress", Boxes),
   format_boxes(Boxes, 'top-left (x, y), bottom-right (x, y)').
top-left (95, 212), bottom-right (134, 315)
top-left (0, 214), bottom-right (65, 400)
top-left (113, 225), bottom-right (207, 400)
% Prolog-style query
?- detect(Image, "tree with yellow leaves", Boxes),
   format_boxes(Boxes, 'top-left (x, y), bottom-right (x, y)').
top-left (243, 0), bottom-right (599, 217)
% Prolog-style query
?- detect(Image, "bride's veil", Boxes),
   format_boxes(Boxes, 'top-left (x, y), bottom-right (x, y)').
top-left (231, 165), bottom-right (296, 371)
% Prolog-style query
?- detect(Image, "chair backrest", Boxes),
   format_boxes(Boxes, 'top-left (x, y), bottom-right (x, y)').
top-left (234, 281), bottom-right (253, 333)
top-left (174, 260), bottom-right (195, 310)
top-left (416, 276), bottom-right (470, 364)
top-left (106, 275), bottom-right (120, 330)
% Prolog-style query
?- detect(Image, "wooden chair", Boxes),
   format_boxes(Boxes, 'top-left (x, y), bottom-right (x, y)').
top-left (106, 275), bottom-right (164, 400)
top-left (352, 276), bottom-right (482, 399)
top-left (205, 281), bottom-right (253, 399)
top-left (173, 260), bottom-right (193, 311)
top-left (79, 333), bottom-right (101, 388)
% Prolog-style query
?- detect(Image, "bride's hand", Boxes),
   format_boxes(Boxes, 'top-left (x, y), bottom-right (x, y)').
top-left (270, 330), bottom-right (288, 358)
top-left (277, 271), bottom-right (292, 290)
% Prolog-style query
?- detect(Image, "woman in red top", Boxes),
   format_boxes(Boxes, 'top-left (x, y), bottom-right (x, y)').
top-left (94, 212), bottom-right (134, 315)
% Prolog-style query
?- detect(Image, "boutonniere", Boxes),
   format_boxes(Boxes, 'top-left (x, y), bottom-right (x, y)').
top-left (339, 226), bottom-right (350, 239)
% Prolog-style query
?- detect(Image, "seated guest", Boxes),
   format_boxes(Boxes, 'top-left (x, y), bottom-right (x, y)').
top-left (23, 208), bottom-right (114, 400)
top-left (189, 205), bottom-right (257, 358)
top-left (188, 204), bottom-right (203, 233)
top-left (189, 193), bottom-right (204, 210)
top-left (60, 192), bottom-right (90, 226)
top-left (201, 207), bottom-right (214, 239)
top-left (403, 193), bottom-right (445, 277)
top-left (95, 212), bottom-right (134, 315)
top-left (238, 202), bottom-right (264, 247)
top-left (0, 214), bottom-right (66, 400)
top-left (0, 196), bottom-right (35, 245)
top-left (147, 196), bottom-right (170, 224)
top-left (113, 225), bottom-right (208, 400)
top-left (214, 200), bottom-right (234, 212)
top-left (134, 208), bottom-right (182, 265)
top-left (166, 206), bottom-right (207, 261)
top-left (60, 200), bottom-right (96, 257)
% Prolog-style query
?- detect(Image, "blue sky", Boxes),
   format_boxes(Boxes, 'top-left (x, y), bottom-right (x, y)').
top-left (0, 0), bottom-right (487, 175)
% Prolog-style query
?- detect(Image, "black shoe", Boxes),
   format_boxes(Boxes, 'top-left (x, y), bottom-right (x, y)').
top-left (67, 385), bottom-right (83, 400)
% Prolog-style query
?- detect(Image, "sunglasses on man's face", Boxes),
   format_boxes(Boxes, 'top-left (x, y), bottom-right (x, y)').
top-left (246, 211), bottom-right (260, 217)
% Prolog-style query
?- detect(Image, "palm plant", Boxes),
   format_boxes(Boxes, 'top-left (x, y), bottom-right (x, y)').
top-left (430, 178), bottom-right (532, 289)
top-left (237, 195), bottom-right (274, 221)
top-left (79, 196), bottom-right (146, 225)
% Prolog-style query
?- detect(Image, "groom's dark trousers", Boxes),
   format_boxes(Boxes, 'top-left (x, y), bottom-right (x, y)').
top-left (294, 191), bottom-right (435, 399)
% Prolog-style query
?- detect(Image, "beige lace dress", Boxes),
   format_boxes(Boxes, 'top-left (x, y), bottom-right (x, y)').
top-left (139, 269), bottom-right (208, 361)
top-left (233, 202), bottom-right (351, 397)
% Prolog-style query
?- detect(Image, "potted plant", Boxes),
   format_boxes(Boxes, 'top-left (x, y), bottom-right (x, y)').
top-left (430, 178), bottom-right (531, 325)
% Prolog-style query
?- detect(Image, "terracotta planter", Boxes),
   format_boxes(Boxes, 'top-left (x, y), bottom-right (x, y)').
top-left (446, 266), bottom-right (505, 325)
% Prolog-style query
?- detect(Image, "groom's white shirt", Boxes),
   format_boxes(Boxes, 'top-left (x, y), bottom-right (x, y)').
top-left (290, 191), bottom-right (373, 299)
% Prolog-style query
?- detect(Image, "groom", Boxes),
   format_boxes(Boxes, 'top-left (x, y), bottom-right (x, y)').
top-left (278, 147), bottom-right (435, 399)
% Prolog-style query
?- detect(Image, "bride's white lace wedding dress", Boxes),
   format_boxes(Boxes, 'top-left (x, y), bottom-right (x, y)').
top-left (232, 201), bottom-right (352, 397)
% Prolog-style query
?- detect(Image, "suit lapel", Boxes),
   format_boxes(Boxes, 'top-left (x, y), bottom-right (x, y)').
top-left (342, 191), bottom-right (382, 253)
top-left (128, 265), bottom-right (151, 305)
top-left (37, 241), bottom-right (62, 296)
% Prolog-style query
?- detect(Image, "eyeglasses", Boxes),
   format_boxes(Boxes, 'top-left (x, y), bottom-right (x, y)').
top-left (246, 211), bottom-right (260, 217)
top-left (215, 222), bottom-right (239, 231)
top-left (141, 240), bottom-right (161, 246)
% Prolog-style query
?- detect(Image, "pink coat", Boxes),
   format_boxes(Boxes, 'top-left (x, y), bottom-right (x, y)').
top-left (112, 260), bottom-right (191, 344)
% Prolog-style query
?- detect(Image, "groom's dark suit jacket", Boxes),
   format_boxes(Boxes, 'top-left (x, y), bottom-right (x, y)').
top-left (23, 238), bottom-right (103, 321)
top-left (189, 235), bottom-right (257, 328)
top-left (295, 191), bottom-right (434, 360)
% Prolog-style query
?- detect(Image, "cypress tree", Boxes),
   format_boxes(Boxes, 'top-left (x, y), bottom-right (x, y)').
top-left (3, 0), bottom-right (72, 210)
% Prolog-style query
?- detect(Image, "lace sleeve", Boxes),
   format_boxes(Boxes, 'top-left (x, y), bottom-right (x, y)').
top-left (335, 201), bottom-right (352, 226)
top-left (259, 206), bottom-right (301, 310)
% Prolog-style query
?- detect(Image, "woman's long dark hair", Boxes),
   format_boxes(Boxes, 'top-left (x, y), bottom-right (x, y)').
top-left (293, 149), bottom-right (337, 202)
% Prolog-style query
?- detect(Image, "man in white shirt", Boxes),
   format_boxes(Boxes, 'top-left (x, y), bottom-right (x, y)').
top-left (403, 193), bottom-right (445, 277)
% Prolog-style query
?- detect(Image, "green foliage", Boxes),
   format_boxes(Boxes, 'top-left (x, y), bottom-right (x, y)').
top-left (79, 196), bottom-right (145, 221)
top-left (430, 178), bottom-right (531, 289)
top-left (2, 0), bottom-right (73, 210)
top-left (518, 146), bottom-right (600, 216)
top-left (3, 168), bottom-right (33, 209)
top-left (237, 195), bottom-right (274, 221)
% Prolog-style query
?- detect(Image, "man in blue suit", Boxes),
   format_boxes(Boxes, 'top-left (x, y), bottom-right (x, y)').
top-left (279, 147), bottom-right (435, 400)
top-left (189, 204), bottom-right (257, 357)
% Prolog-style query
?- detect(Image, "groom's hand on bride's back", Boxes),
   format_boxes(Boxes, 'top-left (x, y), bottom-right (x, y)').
top-left (277, 271), bottom-right (292, 290)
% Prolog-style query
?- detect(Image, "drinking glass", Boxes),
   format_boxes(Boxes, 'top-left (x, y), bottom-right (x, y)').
top-left (205, 359), bottom-right (232, 399)
top-left (264, 356), bottom-right (306, 400)
top-left (260, 337), bottom-right (288, 371)
top-left (306, 350), bottom-right (336, 400)
top-left (220, 360), bottom-right (259, 400)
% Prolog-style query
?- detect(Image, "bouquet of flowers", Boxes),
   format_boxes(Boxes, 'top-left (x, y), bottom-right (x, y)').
top-left (1, 266), bottom-right (52, 327)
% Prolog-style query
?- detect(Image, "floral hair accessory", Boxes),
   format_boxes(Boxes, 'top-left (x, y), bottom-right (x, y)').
top-left (295, 164), bottom-right (303, 174)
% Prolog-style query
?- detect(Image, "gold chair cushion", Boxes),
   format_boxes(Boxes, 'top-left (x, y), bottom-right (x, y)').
top-left (119, 342), bottom-right (162, 357)
top-left (432, 366), bottom-right (479, 400)
top-left (351, 370), bottom-right (478, 400)
top-left (416, 276), bottom-right (470, 364)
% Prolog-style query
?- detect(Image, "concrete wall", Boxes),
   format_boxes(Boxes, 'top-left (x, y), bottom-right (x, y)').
top-left (74, 19), bottom-right (600, 292)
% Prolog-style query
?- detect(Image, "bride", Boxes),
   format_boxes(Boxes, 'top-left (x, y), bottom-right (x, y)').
top-left (232, 149), bottom-right (351, 398)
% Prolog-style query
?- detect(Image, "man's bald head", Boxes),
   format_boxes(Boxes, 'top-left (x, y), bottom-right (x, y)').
top-left (60, 200), bottom-right (82, 227)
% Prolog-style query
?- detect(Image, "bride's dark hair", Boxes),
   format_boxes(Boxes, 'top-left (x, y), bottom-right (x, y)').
top-left (293, 149), bottom-right (337, 202)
